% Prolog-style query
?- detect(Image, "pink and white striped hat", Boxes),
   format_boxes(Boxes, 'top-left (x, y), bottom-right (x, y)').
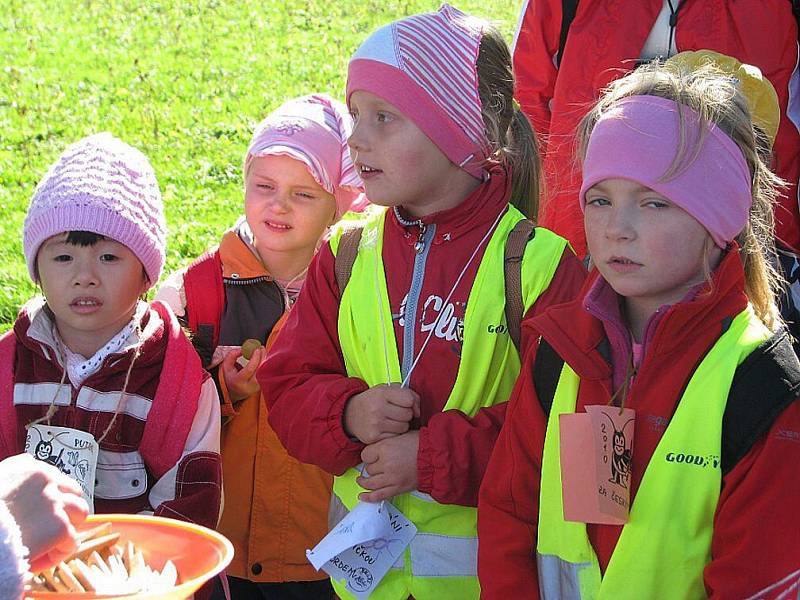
top-left (245, 94), bottom-right (364, 218)
top-left (346, 4), bottom-right (490, 178)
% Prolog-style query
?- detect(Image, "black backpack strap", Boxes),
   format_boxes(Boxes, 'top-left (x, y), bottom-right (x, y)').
top-left (722, 329), bottom-right (800, 474)
top-left (504, 219), bottom-right (536, 352)
top-left (334, 226), bottom-right (363, 298)
top-left (556, 0), bottom-right (580, 67)
top-left (183, 248), bottom-right (224, 368)
top-left (533, 325), bottom-right (800, 473)
top-left (533, 338), bottom-right (565, 417)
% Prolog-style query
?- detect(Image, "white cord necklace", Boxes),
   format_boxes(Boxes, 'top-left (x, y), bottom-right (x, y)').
top-left (399, 208), bottom-right (506, 388)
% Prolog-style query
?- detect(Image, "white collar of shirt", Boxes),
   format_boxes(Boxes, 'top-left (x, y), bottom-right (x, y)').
top-left (26, 298), bottom-right (148, 387)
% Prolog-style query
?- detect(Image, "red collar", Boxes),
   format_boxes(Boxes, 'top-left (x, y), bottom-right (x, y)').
top-left (529, 248), bottom-right (750, 380)
top-left (388, 165), bottom-right (512, 245)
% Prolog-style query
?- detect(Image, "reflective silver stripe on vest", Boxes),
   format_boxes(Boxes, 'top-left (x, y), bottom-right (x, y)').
top-left (409, 490), bottom-right (436, 502)
top-left (537, 553), bottom-right (588, 600)
top-left (410, 533), bottom-right (477, 577)
top-left (330, 493), bottom-right (477, 576)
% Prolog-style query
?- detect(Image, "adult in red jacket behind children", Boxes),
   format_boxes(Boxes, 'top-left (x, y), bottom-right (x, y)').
top-left (513, 0), bottom-right (800, 256)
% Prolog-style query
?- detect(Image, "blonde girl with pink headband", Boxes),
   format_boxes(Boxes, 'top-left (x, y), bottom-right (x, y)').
top-left (156, 93), bottom-right (364, 599)
top-left (478, 62), bottom-right (800, 598)
top-left (259, 5), bottom-right (586, 599)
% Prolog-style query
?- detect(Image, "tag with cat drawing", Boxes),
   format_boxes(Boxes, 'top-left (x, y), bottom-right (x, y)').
top-left (559, 406), bottom-right (635, 524)
top-left (587, 405), bottom-right (635, 521)
top-left (25, 424), bottom-right (98, 513)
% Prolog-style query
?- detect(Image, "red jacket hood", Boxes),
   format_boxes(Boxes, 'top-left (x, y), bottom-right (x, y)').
top-left (528, 248), bottom-right (751, 381)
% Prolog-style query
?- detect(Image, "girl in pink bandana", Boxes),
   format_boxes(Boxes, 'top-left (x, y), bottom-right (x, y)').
top-left (258, 6), bottom-right (585, 600)
top-left (157, 93), bottom-right (363, 600)
top-left (479, 62), bottom-right (800, 598)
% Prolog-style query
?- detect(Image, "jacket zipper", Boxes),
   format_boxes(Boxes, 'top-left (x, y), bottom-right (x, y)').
top-left (223, 275), bottom-right (271, 286)
top-left (401, 223), bottom-right (436, 380)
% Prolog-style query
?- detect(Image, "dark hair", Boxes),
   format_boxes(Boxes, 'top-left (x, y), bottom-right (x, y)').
top-left (65, 231), bottom-right (106, 246)
top-left (476, 27), bottom-right (541, 219)
top-left (34, 231), bottom-right (149, 287)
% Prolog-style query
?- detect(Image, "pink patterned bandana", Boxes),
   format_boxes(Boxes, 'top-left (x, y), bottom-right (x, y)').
top-left (246, 94), bottom-right (364, 218)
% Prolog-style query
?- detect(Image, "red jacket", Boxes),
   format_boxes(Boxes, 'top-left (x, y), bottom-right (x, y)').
top-left (477, 252), bottom-right (800, 598)
top-left (0, 300), bottom-right (222, 531)
top-left (513, 0), bottom-right (800, 255)
top-left (258, 170), bottom-right (586, 507)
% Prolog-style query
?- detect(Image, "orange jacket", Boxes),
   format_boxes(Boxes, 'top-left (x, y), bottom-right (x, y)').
top-left (157, 224), bottom-right (331, 582)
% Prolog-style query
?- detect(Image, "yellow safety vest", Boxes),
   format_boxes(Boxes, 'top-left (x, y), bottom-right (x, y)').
top-left (537, 305), bottom-right (771, 599)
top-left (329, 205), bottom-right (567, 599)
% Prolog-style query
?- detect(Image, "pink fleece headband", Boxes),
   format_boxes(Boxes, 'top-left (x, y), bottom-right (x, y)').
top-left (346, 4), bottom-right (490, 178)
top-left (579, 95), bottom-right (752, 248)
top-left (246, 94), bottom-right (364, 218)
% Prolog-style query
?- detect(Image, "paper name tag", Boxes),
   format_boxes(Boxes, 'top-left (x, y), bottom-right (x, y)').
top-left (559, 406), bottom-right (635, 524)
top-left (25, 424), bottom-right (98, 513)
top-left (307, 501), bottom-right (417, 599)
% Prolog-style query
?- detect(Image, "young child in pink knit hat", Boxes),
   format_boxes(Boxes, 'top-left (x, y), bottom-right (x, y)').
top-left (155, 93), bottom-right (364, 600)
top-left (0, 132), bottom-right (222, 588)
top-left (258, 6), bottom-right (586, 599)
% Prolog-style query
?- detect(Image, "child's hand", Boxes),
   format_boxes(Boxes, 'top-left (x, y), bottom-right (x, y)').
top-left (343, 384), bottom-right (420, 444)
top-left (357, 431), bottom-right (420, 502)
top-left (221, 346), bottom-right (266, 403)
top-left (0, 453), bottom-right (89, 572)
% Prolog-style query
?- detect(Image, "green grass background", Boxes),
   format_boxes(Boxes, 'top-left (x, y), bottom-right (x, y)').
top-left (0, 0), bottom-right (519, 331)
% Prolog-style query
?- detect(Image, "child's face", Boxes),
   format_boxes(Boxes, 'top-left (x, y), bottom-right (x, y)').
top-left (348, 91), bottom-right (471, 217)
top-left (584, 178), bottom-right (722, 319)
top-left (36, 233), bottom-right (148, 354)
top-left (245, 155), bottom-right (336, 262)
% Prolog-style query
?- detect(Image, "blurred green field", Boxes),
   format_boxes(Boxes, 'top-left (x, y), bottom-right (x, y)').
top-left (0, 0), bottom-right (518, 331)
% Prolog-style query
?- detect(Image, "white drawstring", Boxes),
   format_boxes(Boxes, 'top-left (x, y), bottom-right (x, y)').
top-left (400, 208), bottom-right (506, 388)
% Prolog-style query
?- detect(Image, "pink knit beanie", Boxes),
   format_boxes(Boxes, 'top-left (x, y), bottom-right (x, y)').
top-left (346, 4), bottom-right (490, 178)
top-left (245, 94), bottom-right (365, 218)
top-left (23, 133), bottom-right (167, 287)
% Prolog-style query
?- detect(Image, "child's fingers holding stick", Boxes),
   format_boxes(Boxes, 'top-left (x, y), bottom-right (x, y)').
top-left (0, 454), bottom-right (89, 572)
top-left (344, 384), bottom-right (420, 444)
top-left (357, 431), bottom-right (420, 503)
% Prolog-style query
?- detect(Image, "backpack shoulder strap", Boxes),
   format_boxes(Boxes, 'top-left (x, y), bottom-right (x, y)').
top-left (557, 0), bottom-right (580, 67)
top-left (139, 302), bottom-right (203, 479)
top-left (532, 337), bottom-right (565, 418)
top-left (504, 218), bottom-right (536, 352)
top-left (183, 249), bottom-right (224, 362)
top-left (335, 226), bottom-right (363, 298)
top-left (722, 328), bottom-right (800, 474)
top-left (0, 332), bottom-right (19, 457)
top-left (532, 327), bottom-right (800, 475)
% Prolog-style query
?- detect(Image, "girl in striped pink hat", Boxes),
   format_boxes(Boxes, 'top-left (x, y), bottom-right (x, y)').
top-left (156, 93), bottom-right (364, 600)
top-left (258, 6), bottom-right (585, 599)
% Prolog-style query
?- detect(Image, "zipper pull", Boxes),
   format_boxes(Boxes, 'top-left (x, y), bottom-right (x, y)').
top-left (414, 222), bottom-right (427, 254)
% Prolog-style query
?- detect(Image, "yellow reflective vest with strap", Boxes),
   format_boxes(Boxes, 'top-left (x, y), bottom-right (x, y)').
top-left (329, 205), bottom-right (567, 600)
top-left (537, 305), bottom-right (772, 599)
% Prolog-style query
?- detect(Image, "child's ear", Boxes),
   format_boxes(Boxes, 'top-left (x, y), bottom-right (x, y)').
top-left (140, 270), bottom-right (151, 299)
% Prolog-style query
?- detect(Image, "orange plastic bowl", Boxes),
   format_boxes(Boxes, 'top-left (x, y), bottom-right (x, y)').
top-left (25, 513), bottom-right (234, 600)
